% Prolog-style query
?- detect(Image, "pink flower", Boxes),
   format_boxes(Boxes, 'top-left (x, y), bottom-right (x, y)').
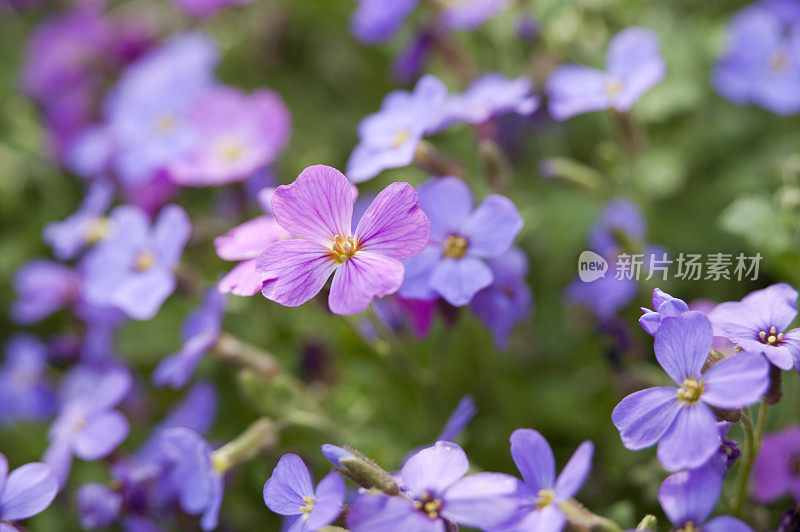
top-left (256, 165), bottom-right (430, 315)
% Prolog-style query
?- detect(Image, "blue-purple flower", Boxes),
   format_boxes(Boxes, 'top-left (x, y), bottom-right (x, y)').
top-left (347, 75), bottom-right (447, 183)
top-left (499, 429), bottom-right (593, 532)
top-left (0, 453), bottom-right (59, 530)
top-left (153, 288), bottom-right (227, 388)
top-left (0, 335), bottom-right (56, 424)
top-left (470, 248), bottom-right (532, 349)
top-left (612, 311), bottom-right (769, 471)
top-left (11, 260), bottom-right (80, 324)
top-left (658, 466), bottom-right (752, 532)
top-left (640, 288), bottom-right (690, 336)
top-left (399, 177), bottom-right (523, 306)
top-left (714, 0), bottom-right (800, 115)
top-left (43, 180), bottom-right (115, 260)
top-left (439, 73), bottom-right (539, 130)
top-left (546, 27), bottom-right (666, 120)
top-left (350, 0), bottom-right (418, 44)
top-left (81, 204), bottom-right (191, 320)
top-left (753, 425), bottom-right (800, 502)
top-left (708, 283), bottom-right (800, 371)
top-left (263, 454), bottom-right (346, 531)
top-left (347, 441), bottom-right (522, 532)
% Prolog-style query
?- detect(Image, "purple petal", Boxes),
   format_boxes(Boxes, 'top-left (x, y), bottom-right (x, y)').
top-left (257, 240), bottom-right (338, 308)
top-left (354, 182), bottom-right (431, 260)
top-left (397, 246), bottom-right (440, 300)
top-left (502, 505), bottom-right (565, 532)
top-left (605, 27), bottom-right (666, 111)
top-left (306, 472), bottom-right (345, 529)
top-left (509, 429), bottom-right (555, 491)
top-left (611, 387), bottom-right (683, 450)
top-left (440, 472), bottom-right (522, 530)
top-left (200, 473), bottom-right (223, 532)
top-left (657, 404), bottom-right (720, 472)
top-left (73, 410), bottom-right (129, 460)
top-left (461, 195), bottom-right (523, 258)
top-left (701, 352), bottom-right (769, 409)
top-left (657, 466), bottom-right (723, 526)
top-left (0, 454), bottom-right (6, 494)
top-left (152, 204), bottom-right (191, 267)
top-left (753, 426), bottom-right (800, 502)
top-left (0, 463), bottom-right (58, 521)
top-left (113, 267), bottom-right (176, 320)
top-left (77, 483), bottom-right (123, 529)
top-left (271, 165), bottom-right (354, 245)
top-left (349, 0), bottom-right (419, 44)
top-left (704, 516), bottom-right (754, 532)
top-left (429, 257), bottom-right (492, 306)
top-left (42, 441), bottom-right (72, 488)
top-left (219, 259), bottom-right (264, 297)
top-left (416, 177), bottom-right (474, 242)
top-left (554, 441), bottom-right (593, 499)
top-left (546, 65), bottom-right (609, 120)
top-left (400, 441), bottom-right (468, 498)
top-left (741, 283), bottom-right (798, 332)
top-left (437, 396), bottom-right (478, 442)
top-left (328, 251), bottom-right (404, 315)
top-left (214, 216), bottom-right (288, 261)
top-left (263, 454), bottom-right (314, 515)
top-left (654, 312), bottom-right (713, 384)
top-left (346, 493), bottom-right (443, 532)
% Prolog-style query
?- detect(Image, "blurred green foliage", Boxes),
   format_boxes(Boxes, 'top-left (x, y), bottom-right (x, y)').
top-left (1, 0), bottom-right (800, 530)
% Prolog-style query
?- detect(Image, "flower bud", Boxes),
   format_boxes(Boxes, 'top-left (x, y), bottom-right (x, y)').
top-left (321, 444), bottom-right (399, 495)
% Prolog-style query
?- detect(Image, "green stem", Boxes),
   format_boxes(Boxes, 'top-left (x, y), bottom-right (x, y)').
top-left (212, 332), bottom-right (282, 379)
top-left (558, 499), bottom-right (623, 532)
top-left (365, 307), bottom-right (433, 386)
top-left (211, 417), bottom-right (279, 473)
top-left (733, 402), bottom-right (768, 517)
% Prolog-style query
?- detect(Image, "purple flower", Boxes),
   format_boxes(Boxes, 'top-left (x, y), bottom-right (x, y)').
top-left (11, 260), bottom-right (80, 324)
top-left (0, 335), bottom-right (56, 424)
top-left (470, 248), bottom-right (532, 349)
top-left (546, 27), bottom-right (666, 120)
top-left (612, 311), bottom-right (770, 471)
top-left (44, 366), bottom-right (132, 486)
top-left (158, 428), bottom-right (224, 531)
top-left (640, 288), bottom-right (690, 336)
top-left (753, 425), bottom-right (800, 502)
top-left (439, 73), bottom-right (539, 129)
top-left (43, 180), bottom-right (115, 260)
top-left (256, 165), bottom-right (430, 315)
top-left (0, 453), bottom-right (59, 529)
top-left (347, 75), bottom-right (448, 183)
top-left (77, 483), bottom-right (123, 529)
top-left (398, 177), bottom-right (523, 306)
top-left (263, 454), bottom-right (346, 531)
top-left (587, 198), bottom-right (645, 256)
top-left (713, 1), bottom-right (800, 115)
top-left (153, 288), bottom-right (227, 388)
top-left (350, 0), bottom-right (419, 44)
top-left (565, 259), bottom-right (638, 319)
top-left (74, 301), bottom-right (127, 364)
top-left (437, 395), bottom-right (478, 442)
top-left (347, 441), bottom-right (521, 531)
top-left (499, 429), bottom-right (592, 532)
top-left (169, 87), bottom-right (290, 186)
top-left (708, 283), bottom-right (800, 371)
top-left (658, 466), bottom-right (752, 532)
top-left (438, 0), bottom-right (510, 31)
top-left (81, 204), bottom-right (191, 320)
top-left (215, 214), bottom-right (291, 297)
top-left (171, 0), bottom-right (254, 17)
top-left (392, 31), bottom-right (435, 84)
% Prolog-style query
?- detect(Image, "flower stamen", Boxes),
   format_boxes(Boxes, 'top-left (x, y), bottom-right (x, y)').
top-left (135, 250), bottom-right (157, 271)
top-left (331, 235), bottom-right (358, 263)
top-left (442, 235), bottom-right (468, 259)
top-left (535, 489), bottom-right (556, 509)
top-left (759, 326), bottom-right (784, 346)
top-left (676, 378), bottom-right (704, 404)
top-left (299, 495), bottom-right (315, 515)
top-left (413, 493), bottom-right (443, 520)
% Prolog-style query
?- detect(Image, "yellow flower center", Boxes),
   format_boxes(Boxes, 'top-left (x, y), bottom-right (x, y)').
top-left (331, 235), bottom-right (359, 263)
top-left (218, 139), bottom-right (245, 162)
top-left (134, 249), bottom-right (157, 271)
top-left (535, 489), bottom-right (556, 510)
top-left (155, 114), bottom-right (177, 135)
top-left (392, 128), bottom-right (410, 148)
top-left (414, 493), bottom-right (443, 520)
top-left (85, 217), bottom-right (110, 244)
top-left (442, 235), bottom-right (468, 259)
top-left (299, 495), bottom-right (315, 515)
top-left (606, 79), bottom-right (623, 98)
top-left (759, 326), bottom-right (784, 346)
top-left (676, 378), bottom-right (704, 404)
top-left (768, 51), bottom-right (788, 72)
top-left (677, 521), bottom-right (701, 532)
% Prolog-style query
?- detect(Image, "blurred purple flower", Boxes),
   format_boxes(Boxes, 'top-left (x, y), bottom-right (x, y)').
top-left (256, 165), bottom-right (430, 315)
top-left (439, 0), bottom-right (510, 31)
top-left (437, 395), bottom-right (478, 443)
top-left (0, 335), bottom-right (56, 424)
top-left (77, 483), bottom-right (123, 529)
top-left (347, 75), bottom-right (448, 183)
top-left (350, 0), bottom-right (419, 44)
top-left (708, 283), bottom-right (800, 371)
top-left (158, 428), bottom-right (223, 531)
top-left (392, 31), bottom-right (435, 84)
top-left (81, 204), bottom-right (191, 320)
top-left (658, 466), bottom-right (752, 532)
top-left (714, 0), bottom-right (800, 115)
top-left (171, 0), bottom-right (254, 18)
top-left (565, 259), bottom-right (639, 319)
top-left (612, 312), bottom-right (769, 471)
top-left (169, 87), bottom-right (290, 186)
top-left (439, 73), bottom-right (538, 130)
top-left (153, 288), bottom-right (227, 388)
top-left (753, 425), bottom-right (800, 502)
top-left (471, 248), bottom-right (532, 349)
top-left (499, 429), bottom-right (592, 532)
top-left (44, 366), bottom-right (132, 486)
top-left (547, 27), bottom-right (666, 120)
top-left (347, 441), bottom-right (522, 531)
top-left (263, 454), bottom-right (346, 531)
top-left (640, 288), bottom-right (689, 336)
top-left (74, 301), bottom-right (127, 364)
top-left (43, 180), bottom-right (115, 260)
top-left (399, 177), bottom-right (523, 306)
top-left (12, 260), bottom-right (80, 324)
top-left (588, 198), bottom-right (645, 256)
top-left (215, 214), bottom-right (291, 297)
top-left (0, 453), bottom-right (59, 528)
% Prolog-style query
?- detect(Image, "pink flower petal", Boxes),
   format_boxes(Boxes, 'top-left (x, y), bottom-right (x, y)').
top-left (257, 239), bottom-right (337, 307)
top-left (328, 251), bottom-right (404, 315)
top-left (214, 216), bottom-right (288, 261)
top-left (219, 259), bottom-right (264, 296)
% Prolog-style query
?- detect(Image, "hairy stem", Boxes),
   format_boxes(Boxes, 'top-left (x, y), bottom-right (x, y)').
top-left (733, 402), bottom-right (768, 517)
